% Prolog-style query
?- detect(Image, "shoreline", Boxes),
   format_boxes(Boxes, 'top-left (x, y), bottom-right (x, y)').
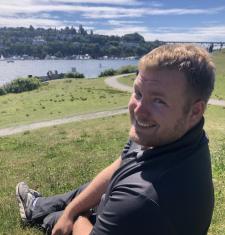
top-left (0, 59), bottom-right (138, 85)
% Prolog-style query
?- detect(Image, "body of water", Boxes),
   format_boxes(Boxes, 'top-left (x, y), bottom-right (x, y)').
top-left (0, 59), bottom-right (138, 85)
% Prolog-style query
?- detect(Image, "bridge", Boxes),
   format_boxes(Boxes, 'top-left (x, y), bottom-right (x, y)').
top-left (163, 41), bottom-right (225, 51)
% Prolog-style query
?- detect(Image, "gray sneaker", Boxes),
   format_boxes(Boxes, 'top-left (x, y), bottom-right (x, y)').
top-left (16, 182), bottom-right (41, 223)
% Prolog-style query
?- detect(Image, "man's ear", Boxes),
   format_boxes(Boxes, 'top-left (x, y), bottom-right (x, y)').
top-left (189, 100), bottom-right (206, 127)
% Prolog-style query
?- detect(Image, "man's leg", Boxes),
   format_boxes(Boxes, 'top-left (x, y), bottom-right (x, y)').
top-left (31, 183), bottom-right (89, 222)
top-left (42, 211), bottom-right (64, 234)
top-left (16, 182), bottom-right (89, 229)
top-left (41, 210), bottom-right (97, 235)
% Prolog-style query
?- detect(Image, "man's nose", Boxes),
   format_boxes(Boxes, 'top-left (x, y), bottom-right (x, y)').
top-left (134, 99), bottom-right (148, 114)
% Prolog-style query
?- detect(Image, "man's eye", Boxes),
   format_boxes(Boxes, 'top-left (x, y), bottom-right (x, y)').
top-left (154, 98), bottom-right (165, 104)
top-left (135, 91), bottom-right (142, 99)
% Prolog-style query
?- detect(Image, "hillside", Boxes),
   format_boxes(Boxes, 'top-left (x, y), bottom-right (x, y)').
top-left (0, 26), bottom-right (163, 59)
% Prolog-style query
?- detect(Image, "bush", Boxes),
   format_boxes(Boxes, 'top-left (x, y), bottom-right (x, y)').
top-left (98, 69), bottom-right (117, 77)
top-left (98, 65), bottom-right (137, 77)
top-left (0, 87), bottom-right (7, 96)
top-left (117, 65), bottom-right (138, 74)
top-left (64, 72), bottom-right (85, 79)
top-left (4, 77), bottom-right (41, 94)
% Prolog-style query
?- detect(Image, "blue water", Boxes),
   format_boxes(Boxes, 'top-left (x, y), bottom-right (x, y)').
top-left (0, 59), bottom-right (138, 85)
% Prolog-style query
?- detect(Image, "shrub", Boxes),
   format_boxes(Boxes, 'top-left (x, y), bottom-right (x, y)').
top-left (64, 72), bottom-right (85, 79)
top-left (98, 65), bottom-right (137, 77)
top-left (0, 87), bottom-right (7, 96)
top-left (117, 65), bottom-right (138, 74)
top-left (98, 69), bottom-right (117, 77)
top-left (4, 77), bottom-right (41, 94)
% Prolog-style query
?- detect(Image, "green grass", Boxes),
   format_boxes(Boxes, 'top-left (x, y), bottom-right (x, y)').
top-left (117, 50), bottom-right (225, 100)
top-left (0, 78), bottom-right (130, 128)
top-left (0, 105), bottom-right (224, 234)
top-left (117, 74), bottom-right (136, 87)
top-left (0, 114), bottom-right (130, 234)
top-left (212, 50), bottom-right (225, 100)
top-left (205, 105), bottom-right (225, 235)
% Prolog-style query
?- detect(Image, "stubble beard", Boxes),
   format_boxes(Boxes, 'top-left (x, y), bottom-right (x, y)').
top-left (129, 114), bottom-right (189, 148)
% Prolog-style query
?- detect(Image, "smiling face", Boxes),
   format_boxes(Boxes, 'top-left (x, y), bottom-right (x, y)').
top-left (128, 69), bottom-right (197, 148)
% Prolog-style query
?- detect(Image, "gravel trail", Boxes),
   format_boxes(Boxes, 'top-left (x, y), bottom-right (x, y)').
top-left (0, 108), bottom-right (128, 137)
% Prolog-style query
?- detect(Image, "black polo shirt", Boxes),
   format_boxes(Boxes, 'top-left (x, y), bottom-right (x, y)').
top-left (90, 118), bottom-right (214, 235)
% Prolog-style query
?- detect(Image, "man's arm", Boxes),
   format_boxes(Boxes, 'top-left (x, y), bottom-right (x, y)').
top-left (51, 157), bottom-right (121, 235)
top-left (71, 183), bottom-right (168, 235)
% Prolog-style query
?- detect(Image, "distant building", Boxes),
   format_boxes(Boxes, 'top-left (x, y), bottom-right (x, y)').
top-left (84, 54), bottom-right (91, 59)
top-left (45, 55), bottom-right (57, 60)
top-left (32, 36), bottom-right (47, 45)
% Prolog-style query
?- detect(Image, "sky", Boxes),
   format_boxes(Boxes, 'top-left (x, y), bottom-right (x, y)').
top-left (0, 0), bottom-right (225, 42)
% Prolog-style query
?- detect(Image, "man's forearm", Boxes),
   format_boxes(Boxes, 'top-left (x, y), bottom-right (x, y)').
top-left (63, 157), bottom-right (121, 219)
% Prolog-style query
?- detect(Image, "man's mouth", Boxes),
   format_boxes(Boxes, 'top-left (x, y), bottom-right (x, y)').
top-left (135, 120), bottom-right (156, 128)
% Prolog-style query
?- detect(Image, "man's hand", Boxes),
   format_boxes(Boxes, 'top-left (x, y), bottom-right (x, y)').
top-left (51, 213), bottom-right (74, 235)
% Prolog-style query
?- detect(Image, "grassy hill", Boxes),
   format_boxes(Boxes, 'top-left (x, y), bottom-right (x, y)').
top-left (0, 78), bottom-right (130, 128)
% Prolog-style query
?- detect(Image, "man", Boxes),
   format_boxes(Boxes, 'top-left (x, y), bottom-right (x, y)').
top-left (16, 44), bottom-right (215, 235)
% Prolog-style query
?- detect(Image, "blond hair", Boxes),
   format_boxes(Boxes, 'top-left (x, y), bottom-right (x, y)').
top-left (139, 44), bottom-right (215, 102)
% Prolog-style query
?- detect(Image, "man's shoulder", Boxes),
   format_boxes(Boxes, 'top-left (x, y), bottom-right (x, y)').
top-left (121, 140), bottom-right (141, 159)
top-left (115, 170), bottom-right (159, 202)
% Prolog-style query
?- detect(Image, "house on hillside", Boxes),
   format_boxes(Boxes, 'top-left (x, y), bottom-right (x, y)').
top-left (32, 36), bottom-right (47, 46)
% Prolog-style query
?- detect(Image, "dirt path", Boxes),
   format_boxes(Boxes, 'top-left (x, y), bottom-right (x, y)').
top-left (105, 74), bottom-right (133, 93)
top-left (105, 74), bottom-right (225, 107)
top-left (0, 108), bottom-right (128, 137)
top-left (207, 98), bottom-right (225, 107)
top-left (0, 75), bottom-right (131, 137)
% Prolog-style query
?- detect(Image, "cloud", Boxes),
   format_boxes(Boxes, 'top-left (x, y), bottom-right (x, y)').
top-left (95, 24), bottom-right (225, 42)
top-left (74, 6), bottom-right (225, 19)
top-left (0, 1), bottom-right (224, 19)
top-left (0, 4), bottom-right (137, 15)
top-left (147, 6), bottom-right (225, 15)
top-left (149, 1), bottom-right (164, 7)
top-left (37, 0), bottom-right (163, 7)
top-left (0, 0), bottom-right (32, 5)
top-left (0, 17), bottom-right (63, 28)
top-left (43, 0), bottom-right (139, 5)
top-left (107, 20), bottom-right (143, 26)
top-left (0, 16), bottom-right (96, 29)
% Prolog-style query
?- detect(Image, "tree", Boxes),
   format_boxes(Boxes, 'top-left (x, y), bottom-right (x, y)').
top-left (29, 25), bottom-right (34, 31)
top-left (122, 33), bottom-right (145, 43)
top-left (78, 25), bottom-right (87, 35)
